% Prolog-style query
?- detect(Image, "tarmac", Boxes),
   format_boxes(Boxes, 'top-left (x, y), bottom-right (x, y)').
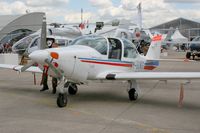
top-left (0, 50), bottom-right (200, 133)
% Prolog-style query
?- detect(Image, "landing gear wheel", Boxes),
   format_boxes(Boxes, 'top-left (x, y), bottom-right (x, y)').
top-left (57, 93), bottom-right (67, 107)
top-left (68, 84), bottom-right (78, 95)
top-left (192, 55), bottom-right (195, 60)
top-left (128, 88), bottom-right (138, 101)
top-left (186, 52), bottom-right (191, 59)
top-left (52, 77), bottom-right (57, 94)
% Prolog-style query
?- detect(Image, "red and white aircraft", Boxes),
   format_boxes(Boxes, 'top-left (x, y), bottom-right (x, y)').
top-left (0, 34), bottom-right (200, 107)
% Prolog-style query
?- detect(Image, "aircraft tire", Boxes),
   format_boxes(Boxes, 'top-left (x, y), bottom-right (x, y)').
top-left (192, 55), bottom-right (195, 60)
top-left (128, 88), bottom-right (138, 101)
top-left (68, 84), bottom-right (78, 95)
top-left (186, 52), bottom-right (191, 59)
top-left (57, 93), bottom-right (67, 107)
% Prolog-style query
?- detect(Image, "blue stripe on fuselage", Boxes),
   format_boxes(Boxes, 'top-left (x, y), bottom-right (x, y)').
top-left (145, 60), bottom-right (159, 66)
top-left (78, 57), bottom-right (133, 64)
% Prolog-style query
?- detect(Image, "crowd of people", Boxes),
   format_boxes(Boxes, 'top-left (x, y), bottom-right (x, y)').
top-left (0, 43), bottom-right (12, 53)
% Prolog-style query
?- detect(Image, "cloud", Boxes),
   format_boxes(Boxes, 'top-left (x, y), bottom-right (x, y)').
top-left (164, 0), bottom-right (200, 3)
top-left (0, 0), bottom-right (200, 28)
top-left (0, 0), bottom-right (72, 23)
top-left (64, 11), bottom-right (96, 23)
top-left (24, 0), bottom-right (69, 7)
top-left (121, 0), bottom-right (138, 10)
top-left (89, 0), bottom-right (112, 8)
top-left (0, 1), bottom-right (27, 15)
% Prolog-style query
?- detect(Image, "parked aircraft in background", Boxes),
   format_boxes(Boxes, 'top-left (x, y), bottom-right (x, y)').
top-left (12, 26), bottom-right (82, 55)
top-left (185, 36), bottom-right (200, 60)
top-left (188, 36), bottom-right (200, 51)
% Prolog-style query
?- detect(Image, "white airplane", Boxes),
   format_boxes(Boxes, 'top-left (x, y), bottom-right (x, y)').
top-left (0, 34), bottom-right (200, 108)
top-left (12, 33), bottom-right (73, 55)
top-left (12, 26), bottom-right (82, 55)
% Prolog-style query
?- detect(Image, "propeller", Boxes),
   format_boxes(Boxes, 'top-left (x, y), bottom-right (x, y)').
top-left (39, 53), bottom-right (63, 87)
top-left (20, 61), bottom-right (36, 72)
top-left (44, 58), bottom-right (63, 79)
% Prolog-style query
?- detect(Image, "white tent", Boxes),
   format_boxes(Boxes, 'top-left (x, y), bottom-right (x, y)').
top-left (171, 28), bottom-right (188, 43)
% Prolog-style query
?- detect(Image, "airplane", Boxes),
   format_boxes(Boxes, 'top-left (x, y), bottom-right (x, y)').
top-left (184, 36), bottom-right (200, 60)
top-left (12, 26), bottom-right (82, 55)
top-left (189, 36), bottom-right (200, 51)
top-left (1, 34), bottom-right (200, 108)
top-left (12, 32), bottom-right (74, 55)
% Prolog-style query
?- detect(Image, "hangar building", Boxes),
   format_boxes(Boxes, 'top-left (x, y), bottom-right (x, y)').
top-left (0, 12), bottom-right (45, 45)
top-left (150, 18), bottom-right (200, 40)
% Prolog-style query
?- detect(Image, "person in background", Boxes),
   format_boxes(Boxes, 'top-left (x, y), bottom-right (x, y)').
top-left (40, 39), bottom-right (54, 92)
top-left (40, 40), bottom-right (59, 94)
top-left (51, 42), bottom-right (59, 94)
top-left (0, 44), bottom-right (4, 53)
top-left (40, 66), bottom-right (49, 92)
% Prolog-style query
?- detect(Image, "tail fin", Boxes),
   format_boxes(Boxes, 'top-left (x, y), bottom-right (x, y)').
top-left (146, 35), bottom-right (162, 59)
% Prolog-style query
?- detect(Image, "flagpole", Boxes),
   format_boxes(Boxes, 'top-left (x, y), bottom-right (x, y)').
top-left (137, 2), bottom-right (142, 29)
top-left (81, 8), bottom-right (83, 23)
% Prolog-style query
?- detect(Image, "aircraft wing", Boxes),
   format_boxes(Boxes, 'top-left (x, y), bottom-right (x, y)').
top-left (163, 41), bottom-right (200, 44)
top-left (95, 27), bottom-right (118, 36)
top-left (0, 64), bottom-right (42, 73)
top-left (96, 72), bottom-right (200, 80)
top-left (151, 58), bottom-right (195, 62)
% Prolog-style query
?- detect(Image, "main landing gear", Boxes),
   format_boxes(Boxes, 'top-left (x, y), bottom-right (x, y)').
top-left (56, 79), bottom-right (78, 108)
top-left (68, 83), bottom-right (78, 95)
top-left (128, 88), bottom-right (138, 101)
top-left (128, 80), bottom-right (139, 101)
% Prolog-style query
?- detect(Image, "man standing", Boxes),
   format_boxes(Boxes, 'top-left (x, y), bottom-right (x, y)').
top-left (40, 41), bottom-right (58, 94)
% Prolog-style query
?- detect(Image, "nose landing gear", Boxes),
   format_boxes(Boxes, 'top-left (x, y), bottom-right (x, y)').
top-left (56, 78), bottom-right (68, 108)
top-left (57, 93), bottom-right (68, 107)
top-left (56, 80), bottom-right (78, 108)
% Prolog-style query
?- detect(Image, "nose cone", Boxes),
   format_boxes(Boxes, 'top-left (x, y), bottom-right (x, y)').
top-left (29, 50), bottom-right (49, 63)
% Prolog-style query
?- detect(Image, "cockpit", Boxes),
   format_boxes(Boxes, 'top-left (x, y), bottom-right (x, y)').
top-left (70, 36), bottom-right (108, 55)
top-left (71, 35), bottom-right (138, 60)
top-left (12, 34), bottom-right (38, 54)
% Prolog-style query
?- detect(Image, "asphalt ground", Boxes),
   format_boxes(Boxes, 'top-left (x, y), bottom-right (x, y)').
top-left (0, 50), bottom-right (200, 133)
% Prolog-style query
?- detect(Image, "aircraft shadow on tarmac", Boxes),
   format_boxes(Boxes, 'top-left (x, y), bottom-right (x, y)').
top-left (69, 91), bottom-right (200, 109)
top-left (1, 86), bottom-right (200, 109)
top-left (70, 91), bottom-right (129, 103)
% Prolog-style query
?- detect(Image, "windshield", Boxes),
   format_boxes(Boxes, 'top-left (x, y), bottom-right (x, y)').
top-left (13, 35), bottom-right (38, 51)
top-left (123, 39), bottom-right (138, 58)
top-left (30, 37), bottom-right (40, 48)
top-left (193, 36), bottom-right (200, 41)
top-left (71, 36), bottom-right (108, 55)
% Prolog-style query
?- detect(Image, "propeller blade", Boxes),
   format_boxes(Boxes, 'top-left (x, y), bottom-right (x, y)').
top-left (44, 59), bottom-right (63, 78)
top-left (21, 61), bottom-right (35, 72)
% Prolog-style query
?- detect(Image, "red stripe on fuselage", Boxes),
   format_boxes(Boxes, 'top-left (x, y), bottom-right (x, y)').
top-left (81, 60), bottom-right (133, 67)
top-left (144, 66), bottom-right (156, 70)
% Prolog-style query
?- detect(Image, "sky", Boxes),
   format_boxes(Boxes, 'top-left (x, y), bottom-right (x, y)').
top-left (0, 0), bottom-right (200, 28)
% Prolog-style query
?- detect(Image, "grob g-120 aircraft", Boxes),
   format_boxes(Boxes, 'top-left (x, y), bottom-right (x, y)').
top-left (1, 34), bottom-right (200, 108)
